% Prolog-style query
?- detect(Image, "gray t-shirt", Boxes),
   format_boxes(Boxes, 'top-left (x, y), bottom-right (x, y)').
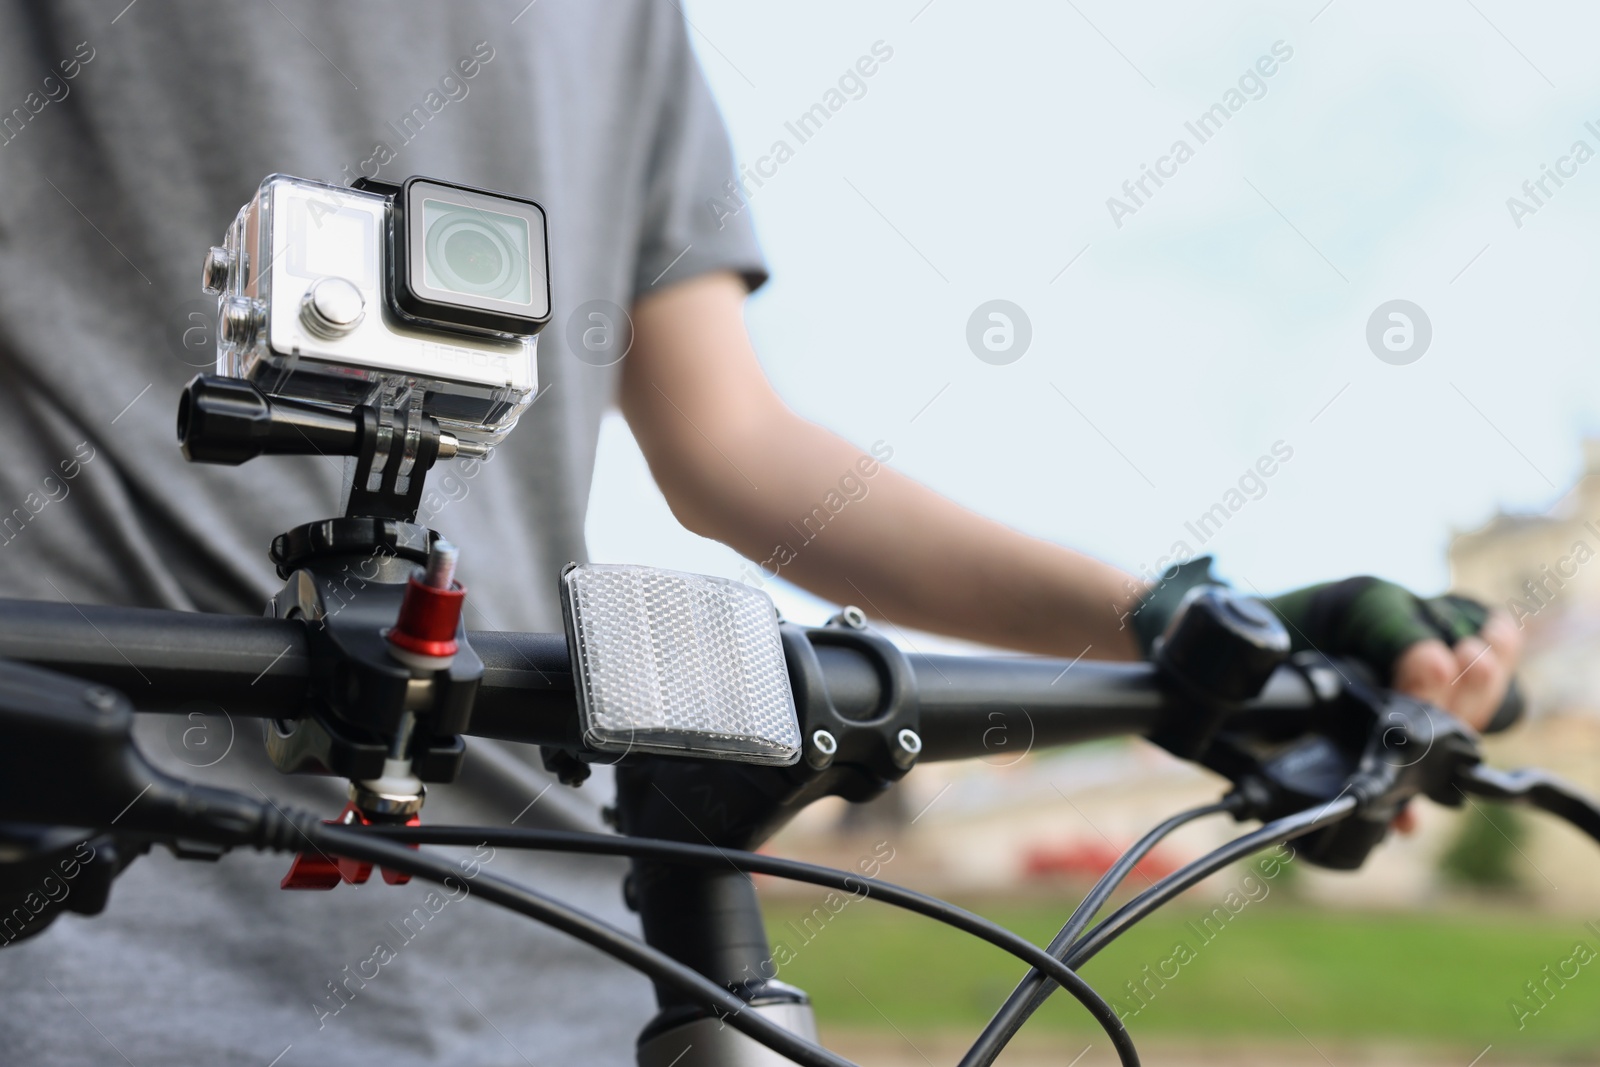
top-left (0, 3), bottom-right (765, 1064)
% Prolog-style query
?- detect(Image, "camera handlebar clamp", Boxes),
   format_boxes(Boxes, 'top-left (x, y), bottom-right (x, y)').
top-left (178, 375), bottom-right (482, 887)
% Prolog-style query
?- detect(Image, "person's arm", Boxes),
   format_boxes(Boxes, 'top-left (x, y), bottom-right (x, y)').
top-left (621, 272), bottom-right (1140, 661)
top-left (620, 271), bottom-right (1520, 731)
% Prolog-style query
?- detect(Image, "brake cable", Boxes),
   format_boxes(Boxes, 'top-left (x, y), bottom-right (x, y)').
top-left (1061, 795), bottom-right (1359, 971)
top-left (347, 822), bottom-right (1142, 1067)
top-left (959, 794), bottom-right (1360, 1067)
top-left (959, 798), bottom-right (1243, 1067)
top-left (306, 823), bottom-right (862, 1067)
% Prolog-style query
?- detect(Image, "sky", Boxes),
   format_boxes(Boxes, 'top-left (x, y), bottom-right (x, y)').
top-left (587, 0), bottom-right (1600, 627)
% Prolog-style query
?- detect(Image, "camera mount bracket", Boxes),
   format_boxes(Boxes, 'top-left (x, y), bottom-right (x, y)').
top-left (341, 396), bottom-right (440, 523)
top-left (178, 374), bottom-right (483, 806)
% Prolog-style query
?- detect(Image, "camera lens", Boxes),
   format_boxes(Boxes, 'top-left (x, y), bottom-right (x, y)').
top-left (442, 228), bottom-right (503, 289)
top-left (422, 200), bottom-right (532, 304)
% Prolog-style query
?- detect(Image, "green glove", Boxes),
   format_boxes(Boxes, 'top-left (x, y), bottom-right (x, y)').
top-left (1131, 556), bottom-right (1492, 686)
top-left (1263, 581), bottom-right (1488, 682)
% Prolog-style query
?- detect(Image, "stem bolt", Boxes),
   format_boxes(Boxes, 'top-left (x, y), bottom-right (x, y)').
top-left (806, 729), bottom-right (838, 770)
top-left (836, 606), bottom-right (868, 630)
top-left (893, 728), bottom-right (922, 770)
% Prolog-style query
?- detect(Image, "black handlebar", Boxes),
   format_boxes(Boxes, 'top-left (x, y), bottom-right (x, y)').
top-left (0, 599), bottom-right (310, 715)
top-left (0, 597), bottom-right (1328, 760)
top-left (0, 591), bottom-right (1560, 867)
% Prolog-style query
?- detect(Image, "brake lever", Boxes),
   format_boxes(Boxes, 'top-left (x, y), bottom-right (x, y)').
top-left (1219, 681), bottom-right (1485, 869)
top-left (1348, 693), bottom-right (1482, 809)
top-left (1456, 762), bottom-right (1600, 846)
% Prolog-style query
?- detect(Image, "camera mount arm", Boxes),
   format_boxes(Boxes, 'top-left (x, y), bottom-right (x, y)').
top-left (178, 374), bottom-right (486, 523)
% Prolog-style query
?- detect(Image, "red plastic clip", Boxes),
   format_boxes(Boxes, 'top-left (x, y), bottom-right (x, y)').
top-left (280, 802), bottom-right (420, 890)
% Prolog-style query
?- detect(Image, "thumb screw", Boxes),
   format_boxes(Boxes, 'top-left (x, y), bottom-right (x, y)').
top-left (423, 540), bottom-right (458, 589)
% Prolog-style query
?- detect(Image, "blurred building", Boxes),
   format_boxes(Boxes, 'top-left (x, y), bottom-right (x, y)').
top-left (1450, 439), bottom-right (1600, 719)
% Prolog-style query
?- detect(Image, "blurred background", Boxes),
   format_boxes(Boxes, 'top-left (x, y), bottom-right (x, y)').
top-left (588, 2), bottom-right (1600, 1064)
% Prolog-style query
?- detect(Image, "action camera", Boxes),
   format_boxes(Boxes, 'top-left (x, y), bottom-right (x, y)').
top-left (201, 174), bottom-right (550, 445)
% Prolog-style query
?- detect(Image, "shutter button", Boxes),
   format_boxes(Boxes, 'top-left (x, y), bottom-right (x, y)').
top-left (300, 277), bottom-right (365, 338)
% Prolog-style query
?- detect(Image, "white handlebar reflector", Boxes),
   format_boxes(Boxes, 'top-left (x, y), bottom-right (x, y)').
top-left (559, 564), bottom-right (801, 766)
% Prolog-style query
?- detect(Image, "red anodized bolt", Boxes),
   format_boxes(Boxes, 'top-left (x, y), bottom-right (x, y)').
top-left (387, 541), bottom-right (465, 660)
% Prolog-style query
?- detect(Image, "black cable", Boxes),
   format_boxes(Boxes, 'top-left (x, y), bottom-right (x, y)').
top-left (304, 823), bottom-right (859, 1067)
top-left (353, 823), bottom-right (1142, 1067)
top-left (1062, 796), bottom-right (1359, 970)
top-left (952, 796), bottom-right (1356, 1067)
top-left (959, 799), bottom-right (1238, 1067)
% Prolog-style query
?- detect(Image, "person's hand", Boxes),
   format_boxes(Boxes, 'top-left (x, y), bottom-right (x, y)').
top-left (1262, 579), bottom-right (1524, 733)
top-left (1133, 561), bottom-right (1525, 833)
top-left (1132, 558), bottom-right (1524, 730)
top-left (1390, 607), bottom-right (1522, 732)
top-left (1265, 578), bottom-right (1525, 834)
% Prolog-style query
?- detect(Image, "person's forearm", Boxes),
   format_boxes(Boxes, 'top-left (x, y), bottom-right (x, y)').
top-left (667, 408), bottom-right (1145, 660)
top-left (622, 272), bottom-right (1145, 659)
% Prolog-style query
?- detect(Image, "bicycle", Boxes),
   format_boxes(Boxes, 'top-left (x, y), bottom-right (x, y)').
top-left (0, 377), bottom-right (1594, 1067)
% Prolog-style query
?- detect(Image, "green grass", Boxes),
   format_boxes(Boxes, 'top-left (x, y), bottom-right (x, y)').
top-left (760, 893), bottom-right (1600, 1053)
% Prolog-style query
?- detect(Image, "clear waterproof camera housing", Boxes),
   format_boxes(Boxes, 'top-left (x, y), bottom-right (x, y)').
top-left (202, 174), bottom-right (551, 445)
